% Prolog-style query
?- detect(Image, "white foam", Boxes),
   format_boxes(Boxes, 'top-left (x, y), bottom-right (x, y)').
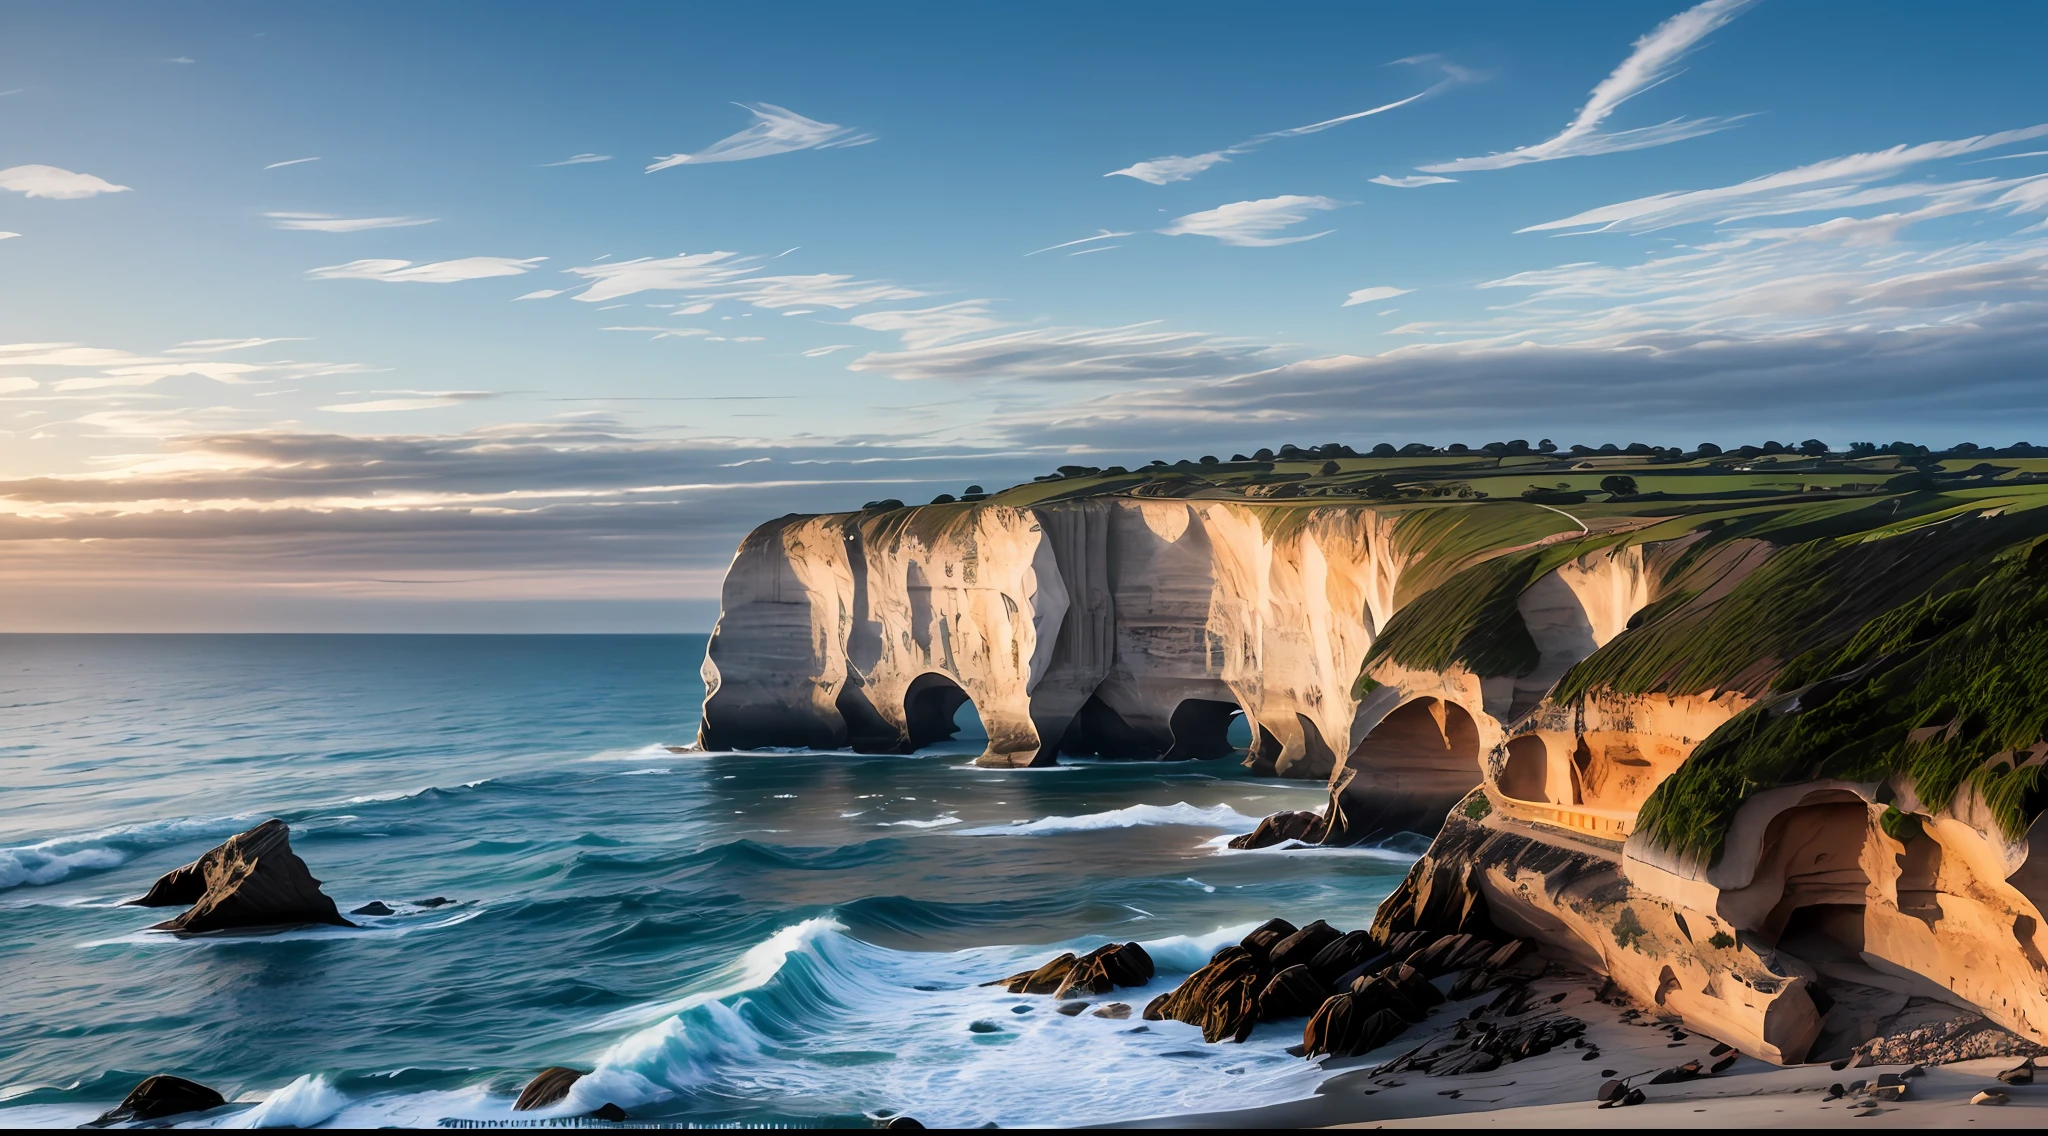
top-left (226, 1074), bottom-right (348, 1128)
top-left (1200, 832), bottom-right (1427, 861)
top-left (0, 813), bottom-right (260, 891)
top-left (877, 815), bottom-right (960, 829)
top-left (956, 801), bottom-right (1262, 837)
top-left (81, 907), bottom-right (481, 949)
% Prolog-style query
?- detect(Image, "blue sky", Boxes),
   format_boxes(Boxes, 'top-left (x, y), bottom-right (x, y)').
top-left (4, 1), bottom-right (2046, 630)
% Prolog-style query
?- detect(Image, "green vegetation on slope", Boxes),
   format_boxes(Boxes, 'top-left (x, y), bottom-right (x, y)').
top-left (1636, 528), bottom-right (2048, 863)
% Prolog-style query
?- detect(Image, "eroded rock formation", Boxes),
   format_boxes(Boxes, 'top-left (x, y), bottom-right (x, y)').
top-left (130, 820), bottom-right (350, 933)
top-left (704, 457), bottom-right (2048, 1065)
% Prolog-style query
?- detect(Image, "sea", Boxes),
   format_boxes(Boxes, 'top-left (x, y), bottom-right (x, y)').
top-left (0, 635), bottom-right (1416, 1128)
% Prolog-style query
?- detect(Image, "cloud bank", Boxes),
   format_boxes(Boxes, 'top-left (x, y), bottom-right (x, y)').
top-left (0, 164), bottom-right (131, 199)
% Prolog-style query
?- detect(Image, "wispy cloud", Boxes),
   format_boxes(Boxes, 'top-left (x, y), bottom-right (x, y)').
top-left (320, 391), bottom-right (497, 413)
top-left (1423, 0), bottom-right (1755, 173)
top-left (1370, 174), bottom-right (1455, 188)
top-left (1107, 152), bottom-right (1235, 187)
top-left (559, 250), bottom-right (925, 310)
top-left (1107, 58), bottom-right (1471, 185)
top-left (0, 231), bottom-right (18, 240)
top-left (1343, 286), bottom-right (1412, 307)
top-left (308, 257), bottom-right (545, 283)
top-left (0, 165), bottom-right (131, 199)
top-left (1522, 124), bottom-right (2048, 233)
top-left (647, 103), bottom-right (874, 172)
top-left (848, 302), bottom-right (1009, 350)
top-left (263, 157), bottom-right (321, 170)
top-left (266, 212), bottom-right (438, 233)
top-left (1159, 195), bottom-right (1343, 246)
top-left (166, 338), bottom-right (309, 355)
top-left (540, 153), bottom-right (612, 167)
top-left (1024, 230), bottom-right (1134, 256)
top-left (848, 322), bottom-right (1276, 383)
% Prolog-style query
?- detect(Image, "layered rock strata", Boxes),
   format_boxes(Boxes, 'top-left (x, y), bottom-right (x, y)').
top-left (703, 480), bottom-right (2048, 1065)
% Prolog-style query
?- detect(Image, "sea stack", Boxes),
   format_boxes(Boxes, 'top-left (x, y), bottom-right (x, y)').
top-left (130, 819), bottom-right (352, 933)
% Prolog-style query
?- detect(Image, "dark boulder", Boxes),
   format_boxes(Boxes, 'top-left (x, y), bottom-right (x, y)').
top-left (1053, 947), bottom-right (1117, 999)
top-left (350, 901), bottom-right (395, 916)
top-left (1156, 946), bottom-right (1263, 1042)
top-left (133, 820), bottom-right (351, 933)
top-left (1407, 932), bottom-right (1476, 976)
top-left (1257, 964), bottom-right (1327, 1021)
top-left (514, 1066), bottom-right (587, 1111)
top-left (1100, 941), bottom-right (1154, 986)
top-left (1308, 931), bottom-right (1383, 987)
top-left (1388, 962), bottom-right (1444, 1010)
top-left (1013, 952), bottom-right (1077, 995)
top-left (592, 1103), bottom-right (628, 1121)
top-left (1268, 919), bottom-right (1342, 971)
top-left (1303, 995), bottom-right (1409, 1059)
top-left (1091, 1002), bottom-right (1132, 1020)
top-left (1142, 992), bottom-right (1172, 1020)
top-left (1648, 1059), bottom-right (1703, 1085)
top-left (1382, 928), bottom-right (1435, 961)
top-left (88, 1075), bottom-right (224, 1127)
top-left (1349, 973), bottom-right (1426, 1023)
top-left (1226, 810), bottom-right (1326, 850)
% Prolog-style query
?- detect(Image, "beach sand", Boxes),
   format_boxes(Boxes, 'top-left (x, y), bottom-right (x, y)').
top-left (1125, 971), bottom-right (2044, 1129)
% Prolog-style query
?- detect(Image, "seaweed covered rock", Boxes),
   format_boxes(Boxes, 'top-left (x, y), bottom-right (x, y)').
top-left (131, 820), bottom-right (350, 934)
top-left (88, 1075), bottom-right (224, 1127)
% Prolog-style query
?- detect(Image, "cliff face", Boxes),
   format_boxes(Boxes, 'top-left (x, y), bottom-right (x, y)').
top-left (702, 453), bottom-right (2048, 1064)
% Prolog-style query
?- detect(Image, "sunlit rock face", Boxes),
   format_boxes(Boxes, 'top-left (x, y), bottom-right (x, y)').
top-left (701, 499), bottom-right (1417, 769)
top-left (702, 487), bottom-right (2048, 1064)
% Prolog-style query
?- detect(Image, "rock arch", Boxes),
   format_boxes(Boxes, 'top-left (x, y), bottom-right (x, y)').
top-left (1322, 697), bottom-right (1485, 845)
top-left (903, 672), bottom-right (979, 749)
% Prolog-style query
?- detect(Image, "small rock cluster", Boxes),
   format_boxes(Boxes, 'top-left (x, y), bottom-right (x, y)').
top-left (986, 941), bottom-right (1156, 999)
top-left (1110, 919), bottom-right (1545, 1055)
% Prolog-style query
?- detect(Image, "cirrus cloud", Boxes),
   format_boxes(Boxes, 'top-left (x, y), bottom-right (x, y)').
top-left (647, 103), bottom-right (874, 172)
top-left (307, 257), bottom-right (545, 283)
top-left (1159, 195), bottom-right (1344, 246)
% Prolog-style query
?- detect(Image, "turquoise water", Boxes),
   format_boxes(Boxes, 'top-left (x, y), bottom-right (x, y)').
top-left (0, 635), bottom-right (1411, 1128)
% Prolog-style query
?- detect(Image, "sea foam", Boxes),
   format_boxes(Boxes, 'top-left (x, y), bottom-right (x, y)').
top-left (955, 801), bottom-right (1262, 837)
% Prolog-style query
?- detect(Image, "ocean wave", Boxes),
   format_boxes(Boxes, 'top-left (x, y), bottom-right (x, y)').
top-left (548, 916), bottom-right (1325, 1126)
top-left (227, 1074), bottom-right (349, 1129)
top-left (1198, 832), bottom-right (1429, 861)
top-left (81, 907), bottom-right (482, 949)
top-left (0, 814), bottom-right (260, 892)
top-left (955, 801), bottom-right (1262, 837)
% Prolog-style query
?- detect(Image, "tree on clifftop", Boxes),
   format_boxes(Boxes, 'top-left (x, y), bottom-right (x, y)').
top-left (1600, 475), bottom-right (1640, 498)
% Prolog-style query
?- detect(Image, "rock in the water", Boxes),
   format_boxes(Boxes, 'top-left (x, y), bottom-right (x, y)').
top-left (1307, 931), bottom-right (1383, 987)
top-left (1226, 810), bottom-right (1326, 850)
top-left (514, 1066), bottom-right (587, 1111)
top-left (1053, 947), bottom-right (1117, 999)
top-left (1092, 1002), bottom-right (1132, 1020)
top-left (1238, 918), bottom-right (1299, 967)
top-left (1974, 1089), bottom-right (2010, 1106)
top-left (1142, 992), bottom-right (1172, 1021)
top-left (591, 1102), bottom-right (628, 1121)
top-left (1257, 964), bottom-right (1327, 1021)
top-left (886, 1117), bottom-right (928, 1130)
top-left (1056, 1001), bottom-right (1089, 1016)
top-left (350, 901), bottom-right (395, 916)
top-left (1014, 952), bottom-right (1077, 995)
top-left (89, 1075), bottom-right (224, 1127)
top-left (1999, 1056), bottom-right (2036, 1085)
top-left (1157, 946), bottom-right (1263, 1042)
top-left (136, 820), bottom-right (351, 933)
top-left (1268, 919), bottom-right (1342, 971)
top-left (1647, 1059), bottom-right (1703, 1085)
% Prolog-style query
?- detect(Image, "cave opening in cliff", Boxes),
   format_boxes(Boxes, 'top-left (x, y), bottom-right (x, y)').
top-left (1499, 735), bottom-right (1563, 805)
top-left (903, 673), bottom-right (982, 749)
top-left (1163, 699), bottom-right (1247, 760)
top-left (1325, 698), bottom-right (1485, 844)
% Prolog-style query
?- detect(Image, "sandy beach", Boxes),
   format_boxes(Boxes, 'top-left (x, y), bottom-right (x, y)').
top-left (1128, 970), bottom-right (2043, 1129)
